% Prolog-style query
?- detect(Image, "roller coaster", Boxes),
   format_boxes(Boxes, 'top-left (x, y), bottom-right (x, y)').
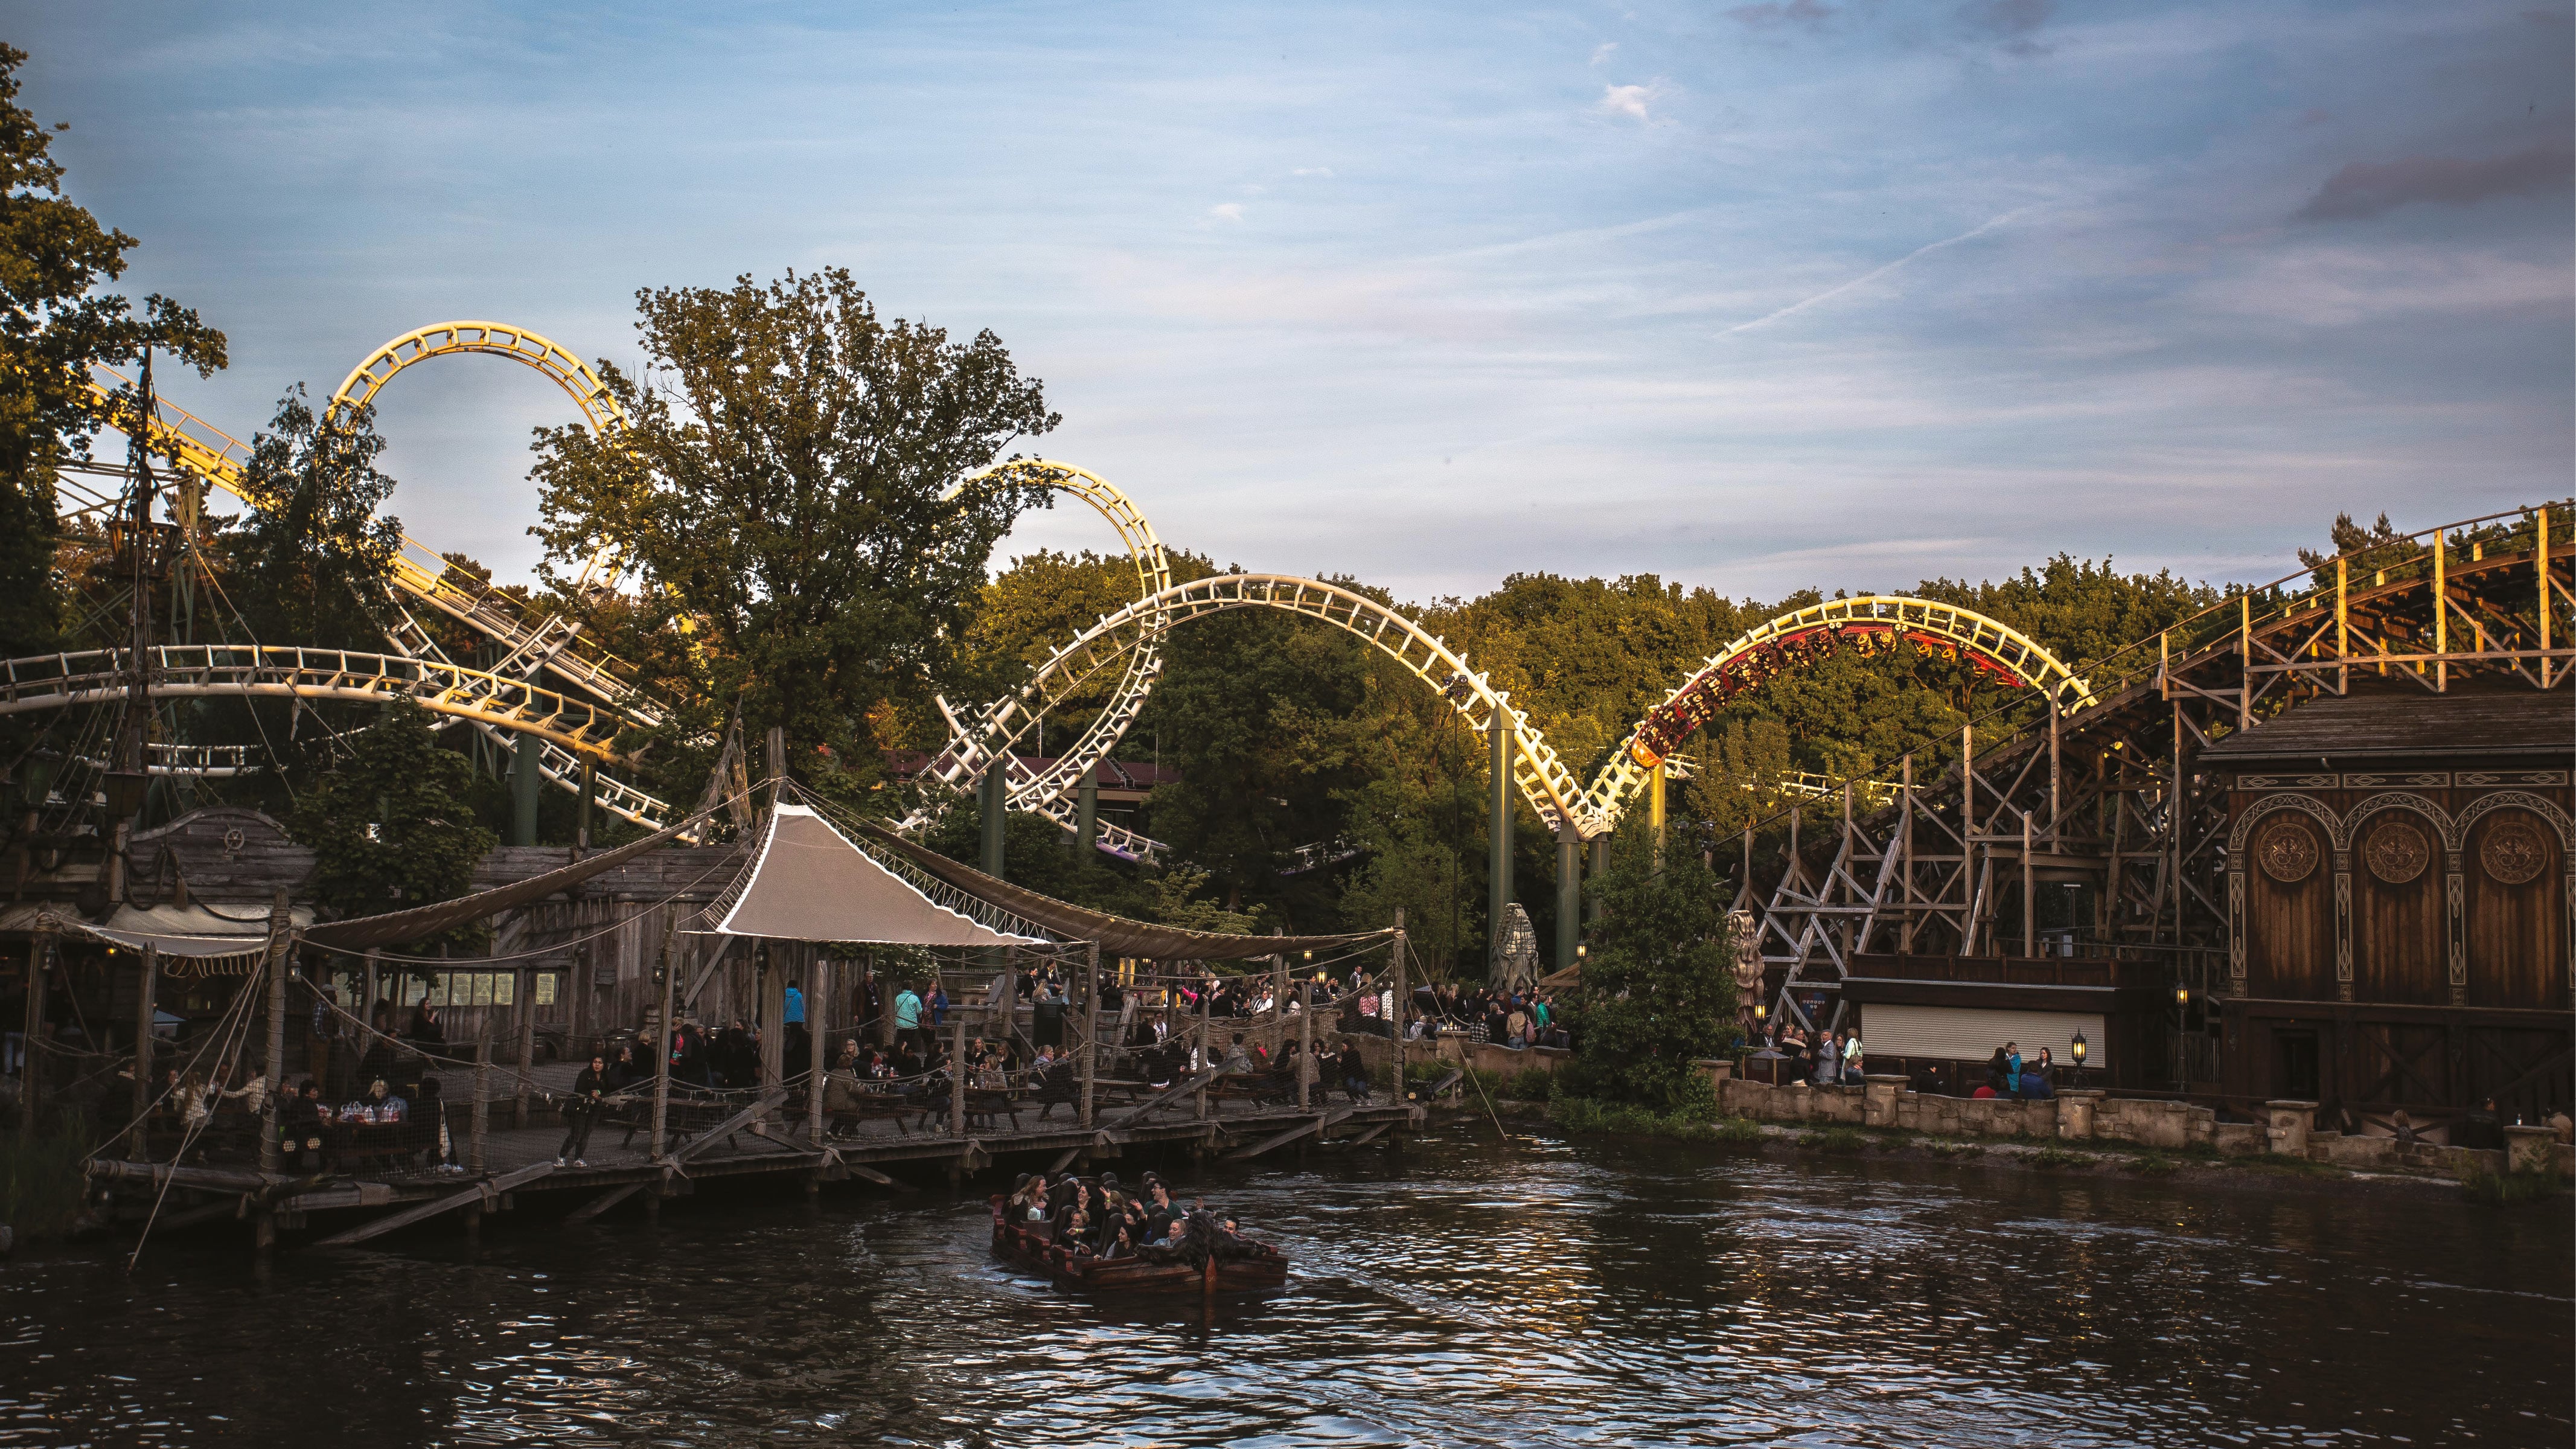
top-left (30, 320), bottom-right (2572, 1042)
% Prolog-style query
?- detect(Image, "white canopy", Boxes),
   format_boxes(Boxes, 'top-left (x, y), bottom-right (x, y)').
top-left (711, 804), bottom-right (1044, 947)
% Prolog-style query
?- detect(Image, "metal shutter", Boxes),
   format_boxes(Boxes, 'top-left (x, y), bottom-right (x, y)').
top-left (1858, 1003), bottom-right (2106, 1067)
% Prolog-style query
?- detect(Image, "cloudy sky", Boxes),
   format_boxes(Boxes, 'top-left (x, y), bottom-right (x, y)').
top-left (14, 0), bottom-right (2571, 604)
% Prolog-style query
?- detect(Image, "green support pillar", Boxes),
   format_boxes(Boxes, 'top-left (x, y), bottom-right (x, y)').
top-left (1075, 763), bottom-right (1098, 857)
top-left (980, 755), bottom-right (1006, 880)
top-left (1556, 827), bottom-right (1580, 970)
top-left (511, 728), bottom-right (541, 846)
top-left (1588, 837), bottom-right (1608, 924)
top-left (1488, 705), bottom-right (1512, 971)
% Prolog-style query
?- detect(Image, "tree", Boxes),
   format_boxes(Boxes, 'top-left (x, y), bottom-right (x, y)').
top-left (526, 268), bottom-right (1059, 804)
top-left (292, 700), bottom-right (499, 952)
top-left (0, 42), bottom-right (225, 662)
top-left (1562, 828), bottom-right (1739, 1111)
top-left (221, 388), bottom-right (402, 649)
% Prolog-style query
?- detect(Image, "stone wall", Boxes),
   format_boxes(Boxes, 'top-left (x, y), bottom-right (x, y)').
top-left (1325, 1031), bottom-right (1573, 1084)
top-left (1712, 1075), bottom-right (2576, 1179)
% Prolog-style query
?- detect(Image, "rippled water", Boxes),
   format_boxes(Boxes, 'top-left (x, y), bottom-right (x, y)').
top-left (2, 1120), bottom-right (2568, 1447)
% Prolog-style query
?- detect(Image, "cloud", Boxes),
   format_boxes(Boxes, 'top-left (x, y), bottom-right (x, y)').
top-left (1598, 82), bottom-right (1658, 122)
top-left (1207, 202), bottom-right (1245, 223)
top-left (1958, 0), bottom-right (2054, 55)
top-left (2294, 141), bottom-right (2574, 221)
top-left (1291, 166), bottom-right (1334, 178)
top-left (1590, 42), bottom-right (1618, 65)
top-left (1727, 0), bottom-right (1834, 30)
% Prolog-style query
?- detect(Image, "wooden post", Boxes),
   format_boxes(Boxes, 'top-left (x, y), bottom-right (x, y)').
top-left (256, 889), bottom-right (290, 1176)
top-left (362, 948), bottom-right (381, 1042)
top-left (650, 923), bottom-right (675, 1163)
top-left (1899, 755), bottom-right (1917, 955)
top-left (1000, 946), bottom-right (1019, 1055)
top-left (2432, 528), bottom-right (2447, 693)
top-left (1391, 906), bottom-right (1407, 1107)
top-left (2539, 507), bottom-right (2552, 690)
top-left (1271, 953), bottom-right (1287, 1061)
top-left (807, 956), bottom-right (829, 1146)
top-left (1079, 942), bottom-right (1099, 1128)
top-left (1297, 979), bottom-right (1312, 1112)
top-left (470, 1026), bottom-right (491, 1174)
top-left (14, 935), bottom-right (48, 1131)
top-left (514, 965), bottom-right (536, 1128)
top-left (129, 943), bottom-right (157, 1162)
top-left (948, 997), bottom-right (967, 1139)
top-left (2238, 593), bottom-right (2253, 727)
top-left (2047, 697), bottom-right (2062, 842)
top-left (1195, 976), bottom-right (1212, 1121)
top-left (2336, 556), bottom-right (2350, 694)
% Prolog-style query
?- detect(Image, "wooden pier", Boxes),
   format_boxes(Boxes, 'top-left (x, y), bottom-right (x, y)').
top-left (83, 1057), bottom-right (1422, 1246)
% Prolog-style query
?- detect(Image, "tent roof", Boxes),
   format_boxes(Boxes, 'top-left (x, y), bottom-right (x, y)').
top-left (0, 902), bottom-right (312, 959)
top-left (711, 804), bottom-right (1044, 947)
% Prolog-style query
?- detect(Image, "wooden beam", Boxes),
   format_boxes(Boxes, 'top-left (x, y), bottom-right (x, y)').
top-left (842, 1162), bottom-right (918, 1194)
top-left (1103, 1067), bottom-right (1222, 1129)
top-left (666, 1087), bottom-right (793, 1166)
top-left (564, 1182), bottom-right (645, 1224)
top-left (314, 1160), bottom-right (557, 1247)
top-left (1224, 1107), bottom-right (1355, 1162)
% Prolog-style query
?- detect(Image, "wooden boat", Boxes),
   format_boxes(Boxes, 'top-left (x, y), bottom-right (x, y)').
top-left (988, 1196), bottom-right (1291, 1293)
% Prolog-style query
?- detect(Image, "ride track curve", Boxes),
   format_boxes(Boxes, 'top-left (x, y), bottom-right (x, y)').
top-left (66, 318), bottom-right (2094, 859)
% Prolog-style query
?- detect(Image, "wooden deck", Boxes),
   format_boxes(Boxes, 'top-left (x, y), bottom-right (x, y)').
top-left (85, 1058), bottom-right (1420, 1244)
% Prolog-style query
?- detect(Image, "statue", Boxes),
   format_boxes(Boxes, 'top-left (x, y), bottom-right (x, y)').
top-left (1490, 903), bottom-right (1540, 994)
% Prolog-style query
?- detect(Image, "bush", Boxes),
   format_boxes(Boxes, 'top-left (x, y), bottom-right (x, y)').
top-left (2028, 1146), bottom-right (2088, 1170)
top-left (1504, 1067), bottom-right (1555, 1102)
top-left (2458, 1161), bottom-right (2558, 1205)
top-left (1798, 1127), bottom-right (1865, 1154)
top-left (1545, 1095), bottom-right (1763, 1145)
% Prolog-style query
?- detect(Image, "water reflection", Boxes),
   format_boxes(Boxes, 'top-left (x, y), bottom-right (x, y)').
top-left (0, 1121), bottom-right (2566, 1446)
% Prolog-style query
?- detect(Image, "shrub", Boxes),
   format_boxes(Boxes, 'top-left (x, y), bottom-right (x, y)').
top-left (2124, 1155), bottom-right (2179, 1177)
top-left (2458, 1161), bottom-right (2558, 1205)
top-left (2028, 1147), bottom-right (2087, 1170)
top-left (1504, 1067), bottom-right (1556, 1102)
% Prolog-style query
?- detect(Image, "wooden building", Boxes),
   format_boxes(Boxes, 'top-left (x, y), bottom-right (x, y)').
top-left (2206, 689), bottom-right (2569, 1122)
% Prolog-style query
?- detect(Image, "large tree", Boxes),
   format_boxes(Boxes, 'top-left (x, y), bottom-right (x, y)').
top-left (1562, 828), bottom-right (1740, 1111)
top-left (528, 269), bottom-right (1059, 802)
top-left (293, 700), bottom-right (498, 952)
top-left (0, 43), bottom-right (225, 663)
top-left (222, 387), bottom-right (403, 650)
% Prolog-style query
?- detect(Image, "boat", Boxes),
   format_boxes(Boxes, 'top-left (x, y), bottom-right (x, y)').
top-left (988, 1195), bottom-right (1291, 1293)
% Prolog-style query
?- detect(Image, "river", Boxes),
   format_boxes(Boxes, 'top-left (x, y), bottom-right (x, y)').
top-left (2, 1119), bottom-right (2567, 1447)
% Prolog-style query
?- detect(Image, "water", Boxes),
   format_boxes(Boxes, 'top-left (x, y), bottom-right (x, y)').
top-left (2, 1121), bottom-right (2567, 1447)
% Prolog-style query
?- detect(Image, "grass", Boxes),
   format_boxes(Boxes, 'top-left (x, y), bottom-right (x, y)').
top-left (2, 1109), bottom-right (95, 1242)
top-left (2027, 1147), bottom-right (2089, 1170)
top-left (2124, 1155), bottom-right (2181, 1177)
top-left (1797, 1127), bottom-right (1867, 1154)
top-left (2458, 1161), bottom-right (2561, 1205)
top-left (1927, 1140), bottom-right (1985, 1159)
top-left (1547, 1096), bottom-right (1764, 1145)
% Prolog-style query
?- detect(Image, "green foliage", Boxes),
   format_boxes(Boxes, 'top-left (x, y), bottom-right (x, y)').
top-left (1504, 1066), bottom-right (1556, 1101)
top-left (292, 700), bottom-right (497, 950)
top-left (0, 41), bottom-right (225, 664)
top-left (2028, 1145), bottom-right (2088, 1169)
top-left (527, 267), bottom-right (1058, 795)
top-left (2124, 1154), bottom-right (2179, 1177)
top-left (1800, 1127), bottom-right (1867, 1153)
top-left (1547, 1094), bottom-right (1760, 1143)
top-left (2457, 1161), bottom-right (2560, 1206)
top-left (223, 388), bottom-right (402, 649)
top-left (1567, 828), bottom-right (1739, 1111)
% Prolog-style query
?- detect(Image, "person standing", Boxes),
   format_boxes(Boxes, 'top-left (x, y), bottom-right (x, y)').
top-left (1813, 1029), bottom-right (1841, 1087)
top-left (557, 1054), bottom-right (609, 1167)
top-left (893, 983), bottom-right (924, 1055)
top-left (1840, 1028), bottom-right (1865, 1086)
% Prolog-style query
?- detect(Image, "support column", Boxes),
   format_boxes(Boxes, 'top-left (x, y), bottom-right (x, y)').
top-left (948, 1002), bottom-right (967, 1139)
top-left (513, 966), bottom-right (536, 1128)
top-left (1195, 980), bottom-right (1212, 1121)
top-left (980, 756), bottom-right (1006, 880)
top-left (1588, 839), bottom-right (1608, 924)
top-left (1391, 907), bottom-right (1407, 1105)
top-left (257, 891), bottom-right (290, 1173)
top-left (511, 708), bottom-right (542, 848)
top-left (758, 946), bottom-right (785, 1106)
top-left (471, 1027), bottom-right (491, 1174)
top-left (1079, 942), bottom-right (1099, 1128)
top-left (1649, 761), bottom-right (1667, 871)
top-left (1075, 764), bottom-right (1098, 857)
top-left (577, 757), bottom-right (596, 856)
top-left (650, 924), bottom-right (675, 1163)
top-left (2022, 811), bottom-right (2037, 959)
top-left (1556, 828), bottom-right (1580, 970)
top-left (130, 944), bottom-right (157, 1161)
top-left (1488, 706), bottom-right (1513, 967)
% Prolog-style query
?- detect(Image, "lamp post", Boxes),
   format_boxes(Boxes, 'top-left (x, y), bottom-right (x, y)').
top-left (2070, 1029), bottom-right (2089, 1089)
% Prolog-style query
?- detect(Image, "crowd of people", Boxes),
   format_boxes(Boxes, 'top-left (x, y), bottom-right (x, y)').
top-left (1000, 1167), bottom-right (1261, 1266)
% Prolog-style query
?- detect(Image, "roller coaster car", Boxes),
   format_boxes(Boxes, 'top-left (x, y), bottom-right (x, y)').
top-left (988, 1197), bottom-right (1291, 1294)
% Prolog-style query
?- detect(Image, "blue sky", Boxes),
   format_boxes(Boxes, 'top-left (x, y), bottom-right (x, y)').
top-left (14, 0), bottom-right (2571, 604)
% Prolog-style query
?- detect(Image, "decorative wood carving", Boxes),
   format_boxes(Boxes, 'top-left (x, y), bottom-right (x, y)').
top-left (2364, 819), bottom-right (2430, 884)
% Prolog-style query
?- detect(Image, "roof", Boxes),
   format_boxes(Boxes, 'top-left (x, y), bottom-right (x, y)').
top-left (707, 805), bottom-right (1044, 947)
top-left (2203, 689), bottom-right (2572, 766)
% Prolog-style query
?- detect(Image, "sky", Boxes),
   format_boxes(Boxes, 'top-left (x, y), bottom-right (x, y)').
top-left (11, 0), bottom-right (2572, 606)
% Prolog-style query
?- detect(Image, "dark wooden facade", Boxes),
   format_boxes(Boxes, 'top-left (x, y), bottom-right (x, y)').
top-left (2208, 689), bottom-right (2571, 1121)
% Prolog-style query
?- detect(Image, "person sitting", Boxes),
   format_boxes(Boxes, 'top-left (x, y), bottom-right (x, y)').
top-left (1218, 1034), bottom-right (1254, 1075)
top-left (2018, 1049), bottom-right (2056, 1101)
top-left (369, 1078), bottom-right (408, 1125)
